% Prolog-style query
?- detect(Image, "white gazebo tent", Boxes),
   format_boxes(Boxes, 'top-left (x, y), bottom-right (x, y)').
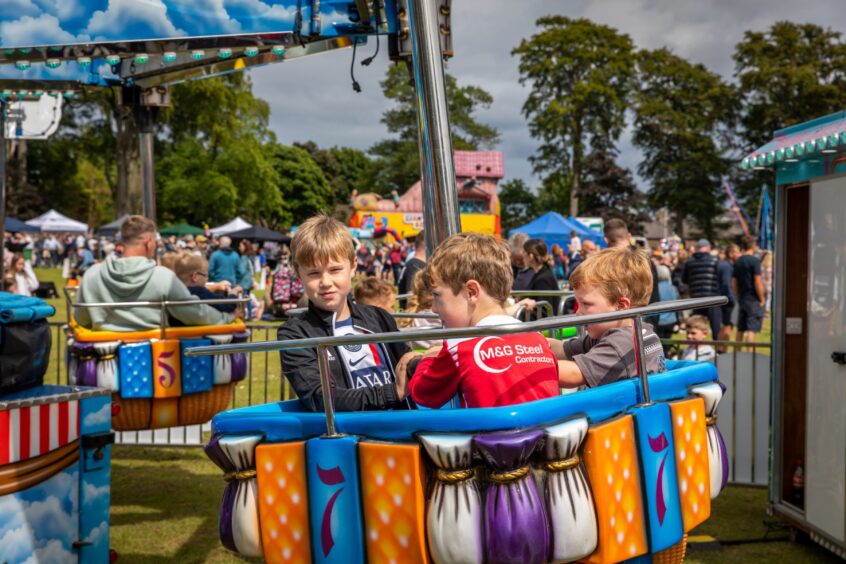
top-left (26, 209), bottom-right (89, 233)
top-left (210, 216), bottom-right (251, 237)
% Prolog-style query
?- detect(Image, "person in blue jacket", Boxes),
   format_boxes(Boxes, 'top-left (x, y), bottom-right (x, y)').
top-left (208, 236), bottom-right (242, 286)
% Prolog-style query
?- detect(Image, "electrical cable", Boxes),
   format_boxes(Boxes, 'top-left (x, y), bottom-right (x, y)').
top-left (350, 40), bottom-right (361, 92)
top-left (360, 0), bottom-right (381, 66)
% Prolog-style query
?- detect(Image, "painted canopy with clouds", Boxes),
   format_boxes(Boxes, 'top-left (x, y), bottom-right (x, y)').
top-left (0, 0), bottom-right (402, 88)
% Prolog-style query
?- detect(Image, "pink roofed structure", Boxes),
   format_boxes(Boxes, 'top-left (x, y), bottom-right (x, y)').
top-left (373, 150), bottom-right (505, 213)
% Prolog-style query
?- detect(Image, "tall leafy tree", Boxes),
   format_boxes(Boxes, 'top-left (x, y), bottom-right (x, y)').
top-left (370, 64), bottom-right (500, 194)
top-left (580, 150), bottom-right (648, 233)
top-left (735, 21), bottom-right (846, 150)
top-left (513, 16), bottom-right (635, 216)
top-left (632, 48), bottom-right (737, 238)
top-left (498, 179), bottom-right (540, 234)
top-left (269, 144), bottom-right (332, 226)
top-left (733, 21), bottom-right (846, 205)
top-left (294, 142), bottom-right (377, 211)
top-left (157, 75), bottom-right (284, 225)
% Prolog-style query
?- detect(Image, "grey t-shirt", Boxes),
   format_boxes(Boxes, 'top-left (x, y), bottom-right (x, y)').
top-left (563, 324), bottom-right (666, 388)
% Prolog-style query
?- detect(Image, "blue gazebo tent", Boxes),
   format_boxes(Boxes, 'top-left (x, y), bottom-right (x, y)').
top-left (509, 212), bottom-right (606, 250)
top-left (4, 217), bottom-right (40, 233)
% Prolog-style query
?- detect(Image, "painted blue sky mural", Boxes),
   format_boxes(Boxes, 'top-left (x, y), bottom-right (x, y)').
top-left (0, 0), bottom-right (300, 47)
top-left (0, 0), bottom-right (328, 47)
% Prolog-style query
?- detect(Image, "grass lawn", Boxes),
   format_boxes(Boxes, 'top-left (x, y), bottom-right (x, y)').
top-left (109, 445), bottom-right (840, 563)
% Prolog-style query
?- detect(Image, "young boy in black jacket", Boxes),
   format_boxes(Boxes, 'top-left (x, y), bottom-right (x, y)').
top-left (278, 215), bottom-right (418, 412)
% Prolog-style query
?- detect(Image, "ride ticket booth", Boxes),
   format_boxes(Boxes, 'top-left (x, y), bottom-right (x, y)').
top-left (742, 111), bottom-right (846, 558)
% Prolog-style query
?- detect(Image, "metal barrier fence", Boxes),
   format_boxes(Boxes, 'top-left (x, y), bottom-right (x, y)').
top-left (662, 338), bottom-right (772, 487)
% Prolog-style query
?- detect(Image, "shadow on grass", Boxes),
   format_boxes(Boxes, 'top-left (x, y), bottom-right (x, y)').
top-left (110, 446), bottom-right (258, 563)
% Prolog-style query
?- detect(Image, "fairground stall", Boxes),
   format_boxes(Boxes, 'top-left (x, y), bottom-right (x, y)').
top-left (741, 111), bottom-right (846, 558)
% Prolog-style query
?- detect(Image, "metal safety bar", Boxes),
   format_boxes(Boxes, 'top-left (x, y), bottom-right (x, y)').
top-left (284, 307), bottom-right (439, 320)
top-left (65, 285), bottom-right (250, 339)
top-left (187, 296), bottom-right (727, 438)
top-left (511, 289), bottom-right (574, 317)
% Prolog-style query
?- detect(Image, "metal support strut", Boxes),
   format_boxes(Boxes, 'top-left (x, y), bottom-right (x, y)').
top-left (317, 346), bottom-right (339, 437)
top-left (407, 0), bottom-right (461, 252)
top-left (135, 105), bottom-right (158, 221)
top-left (633, 316), bottom-right (652, 404)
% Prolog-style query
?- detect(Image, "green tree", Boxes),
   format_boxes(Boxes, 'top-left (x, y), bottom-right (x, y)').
top-left (580, 150), bottom-right (648, 233)
top-left (735, 21), bottom-right (846, 150)
top-left (293, 142), bottom-right (378, 212)
top-left (733, 21), bottom-right (846, 204)
top-left (157, 75), bottom-right (284, 225)
top-left (632, 48), bottom-right (737, 239)
top-left (370, 64), bottom-right (500, 194)
top-left (513, 16), bottom-right (635, 216)
top-left (498, 178), bottom-right (540, 234)
top-left (269, 144), bottom-right (332, 225)
top-left (329, 146), bottom-right (378, 197)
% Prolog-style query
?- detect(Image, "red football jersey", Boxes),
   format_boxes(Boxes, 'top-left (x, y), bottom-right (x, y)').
top-left (408, 315), bottom-right (559, 408)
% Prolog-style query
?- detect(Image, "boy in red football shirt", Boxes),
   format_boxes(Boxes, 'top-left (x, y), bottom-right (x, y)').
top-left (400, 232), bottom-right (559, 408)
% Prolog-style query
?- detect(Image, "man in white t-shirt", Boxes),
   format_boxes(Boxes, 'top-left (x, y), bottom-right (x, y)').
top-left (568, 230), bottom-right (582, 257)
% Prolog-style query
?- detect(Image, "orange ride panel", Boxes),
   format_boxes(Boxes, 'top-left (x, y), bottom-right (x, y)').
top-left (582, 414), bottom-right (648, 564)
top-left (670, 398), bottom-right (711, 531)
top-left (256, 442), bottom-right (312, 564)
top-left (359, 442), bottom-right (429, 564)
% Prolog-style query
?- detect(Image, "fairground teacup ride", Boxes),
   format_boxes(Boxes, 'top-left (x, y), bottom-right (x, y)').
top-left (65, 289), bottom-right (251, 431)
top-left (189, 296), bottom-right (728, 564)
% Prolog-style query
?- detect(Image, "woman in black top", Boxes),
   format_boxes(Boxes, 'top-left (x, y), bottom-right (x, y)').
top-left (524, 238), bottom-right (561, 315)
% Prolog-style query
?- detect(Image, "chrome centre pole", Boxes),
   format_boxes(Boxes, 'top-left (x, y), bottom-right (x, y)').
top-left (407, 0), bottom-right (461, 251)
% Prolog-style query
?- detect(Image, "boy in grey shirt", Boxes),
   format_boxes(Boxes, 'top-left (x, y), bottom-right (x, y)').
top-left (550, 247), bottom-right (666, 388)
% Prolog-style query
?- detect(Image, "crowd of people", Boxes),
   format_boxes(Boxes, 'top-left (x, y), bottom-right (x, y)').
top-left (5, 213), bottom-right (770, 388)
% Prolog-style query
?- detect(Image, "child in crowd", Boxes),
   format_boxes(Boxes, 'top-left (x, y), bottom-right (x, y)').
top-left (403, 232), bottom-right (559, 408)
top-left (679, 315), bottom-right (716, 363)
top-left (3, 277), bottom-right (18, 294)
top-left (353, 277), bottom-right (396, 312)
top-left (278, 214), bottom-right (418, 412)
top-left (168, 253), bottom-right (238, 326)
top-left (398, 272), bottom-right (441, 350)
top-left (551, 247), bottom-right (666, 388)
top-left (173, 253), bottom-right (237, 313)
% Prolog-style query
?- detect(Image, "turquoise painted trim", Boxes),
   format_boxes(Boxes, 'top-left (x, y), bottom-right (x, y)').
top-left (775, 159), bottom-right (827, 187)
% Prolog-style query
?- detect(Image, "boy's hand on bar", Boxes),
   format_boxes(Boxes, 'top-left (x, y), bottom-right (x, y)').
top-left (395, 351), bottom-right (424, 400)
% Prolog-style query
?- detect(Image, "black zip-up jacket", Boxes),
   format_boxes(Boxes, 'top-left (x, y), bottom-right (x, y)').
top-left (682, 252), bottom-right (719, 297)
top-left (526, 264), bottom-right (561, 314)
top-left (277, 298), bottom-right (412, 412)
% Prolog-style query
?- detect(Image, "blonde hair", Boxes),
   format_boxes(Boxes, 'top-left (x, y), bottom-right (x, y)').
top-left (291, 214), bottom-right (356, 271)
top-left (761, 250), bottom-right (773, 268)
top-left (423, 232), bottom-right (512, 303)
top-left (686, 314), bottom-right (710, 336)
top-left (398, 272), bottom-right (434, 328)
top-left (174, 252), bottom-right (207, 286)
top-left (160, 251), bottom-right (181, 273)
top-left (569, 247), bottom-right (653, 307)
top-left (354, 277), bottom-right (396, 306)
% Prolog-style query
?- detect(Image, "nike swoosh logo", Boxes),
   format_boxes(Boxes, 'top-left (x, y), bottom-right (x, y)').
top-left (349, 356), bottom-right (367, 366)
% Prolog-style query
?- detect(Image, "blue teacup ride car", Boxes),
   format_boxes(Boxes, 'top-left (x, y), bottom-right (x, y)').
top-left (190, 296), bottom-right (728, 564)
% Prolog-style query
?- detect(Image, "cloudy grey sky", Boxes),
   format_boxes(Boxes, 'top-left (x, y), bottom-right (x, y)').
top-left (249, 0), bottom-right (846, 188)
